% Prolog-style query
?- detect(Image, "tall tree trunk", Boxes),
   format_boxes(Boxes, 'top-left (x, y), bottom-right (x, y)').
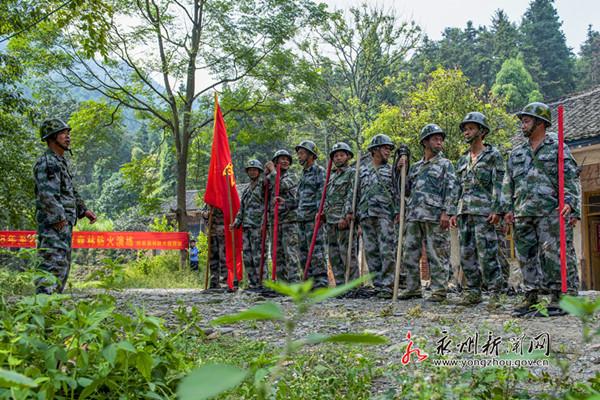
top-left (176, 151), bottom-right (189, 269)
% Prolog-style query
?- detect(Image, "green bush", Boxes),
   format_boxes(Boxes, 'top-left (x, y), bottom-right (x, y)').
top-left (0, 293), bottom-right (202, 399)
top-left (120, 252), bottom-right (202, 289)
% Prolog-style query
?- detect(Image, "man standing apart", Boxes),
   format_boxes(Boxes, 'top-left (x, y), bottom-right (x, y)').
top-left (449, 112), bottom-right (505, 305)
top-left (34, 118), bottom-right (97, 294)
top-left (323, 142), bottom-right (358, 285)
top-left (265, 150), bottom-right (301, 282)
top-left (295, 140), bottom-right (328, 287)
top-left (353, 134), bottom-right (398, 298)
top-left (233, 159), bottom-right (266, 288)
top-left (503, 102), bottom-right (581, 316)
top-left (398, 124), bottom-right (457, 302)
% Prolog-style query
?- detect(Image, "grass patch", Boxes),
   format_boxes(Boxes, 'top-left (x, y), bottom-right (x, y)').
top-left (192, 337), bottom-right (381, 399)
top-left (72, 252), bottom-right (203, 289)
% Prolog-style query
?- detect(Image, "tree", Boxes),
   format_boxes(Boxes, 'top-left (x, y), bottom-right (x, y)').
top-left (520, 0), bottom-right (575, 99)
top-left (488, 9), bottom-right (522, 77)
top-left (491, 56), bottom-right (543, 111)
top-left (299, 4), bottom-right (421, 150)
top-left (409, 21), bottom-right (498, 90)
top-left (35, 0), bottom-right (325, 244)
top-left (575, 25), bottom-right (600, 91)
top-left (68, 100), bottom-right (131, 205)
top-left (365, 68), bottom-right (516, 163)
top-left (0, 53), bottom-right (38, 229)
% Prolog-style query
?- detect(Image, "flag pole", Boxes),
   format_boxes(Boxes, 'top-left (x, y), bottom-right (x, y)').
top-left (345, 150), bottom-right (362, 283)
top-left (271, 163), bottom-right (282, 281)
top-left (558, 104), bottom-right (567, 293)
top-left (303, 157), bottom-right (333, 280)
top-left (393, 155), bottom-right (408, 302)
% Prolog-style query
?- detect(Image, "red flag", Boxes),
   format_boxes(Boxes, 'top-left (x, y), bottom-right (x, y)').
top-left (204, 94), bottom-right (243, 289)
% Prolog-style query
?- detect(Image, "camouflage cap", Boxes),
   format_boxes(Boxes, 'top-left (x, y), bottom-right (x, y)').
top-left (40, 118), bottom-right (70, 141)
top-left (516, 102), bottom-right (551, 127)
top-left (329, 142), bottom-right (354, 159)
top-left (367, 134), bottom-right (395, 151)
top-left (245, 159), bottom-right (264, 172)
top-left (295, 140), bottom-right (318, 158)
top-left (420, 124), bottom-right (445, 143)
top-left (272, 149), bottom-right (293, 164)
top-left (459, 112), bottom-right (491, 133)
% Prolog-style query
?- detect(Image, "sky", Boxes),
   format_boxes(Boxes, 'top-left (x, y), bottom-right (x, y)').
top-left (324, 0), bottom-right (600, 53)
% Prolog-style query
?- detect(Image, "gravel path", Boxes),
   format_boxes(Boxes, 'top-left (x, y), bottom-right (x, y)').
top-left (84, 288), bottom-right (600, 393)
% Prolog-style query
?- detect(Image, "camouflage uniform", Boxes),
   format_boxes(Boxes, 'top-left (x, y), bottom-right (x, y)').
top-left (234, 178), bottom-right (266, 287)
top-left (495, 222), bottom-right (512, 289)
top-left (268, 168), bottom-right (301, 282)
top-left (203, 207), bottom-right (227, 288)
top-left (297, 163), bottom-right (328, 287)
top-left (324, 164), bottom-right (358, 285)
top-left (402, 153), bottom-right (457, 295)
top-left (34, 148), bottom-right (88, 294)
top-left (356, 161), bottom-right (398, 291)
top-left (455, 145), bottom-right (505, 293)
top-left (502, 133), bottom-right (581, 294)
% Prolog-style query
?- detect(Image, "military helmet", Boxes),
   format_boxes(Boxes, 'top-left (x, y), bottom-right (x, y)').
top-left (295, 140), bottom-right (318, 158)
top-left (272, 149), bottom-right (293, 164)
top-left (516, 102), bottom-right (551, 127)
top-left (245, 159), bottom-right (264, 172)
top-left (459, 112), bottom-right (491, 133)
top-left (420, 124), bottom-right (445, 143)
top-left (329, 142), bottom-right (354, 159)
top-left (40, 118), bottom-right (71, 141)
top-left (367, 134), bottom-right (395, 151)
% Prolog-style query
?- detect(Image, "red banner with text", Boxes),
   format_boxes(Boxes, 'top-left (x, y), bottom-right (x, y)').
top-left (0, 231), bottom-right (189, 250)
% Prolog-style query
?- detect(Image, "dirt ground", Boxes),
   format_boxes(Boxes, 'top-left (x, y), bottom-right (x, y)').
top-left (91, 287), bottom-right (600, 395)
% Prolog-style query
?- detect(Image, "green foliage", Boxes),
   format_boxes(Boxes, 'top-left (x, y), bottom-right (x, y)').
top-left (366, 67), bottom-right (516, 162)
top-left (2, 0), bottom-right (113, 58)
top-left (120, 150), bottom-right (163, 215)
top-left (178, 364), bottom-right (248, 400)
top-left (0, 53), bottom-right (38, 229)
top-left (520, 0), bottom-right (575, 99)
top-left (81, 252), bottom-right (202, 290)
top-left (190, 338), bottom-right (379, 400)
top-left (575, 25), bottom-right (600, 91)
top-left (68, 100), bottom-right (131, 210)
top-left (0, 292), bottom-right (201, 399)
top-left (179, 276), bottom-right (387, 400)
top-left (0, 249), bottom-right (41, 296)
top-left (491, 56), bottom-right (543, 111)
top-left (149, 215), bottom-right (176, 233)
top-left (298, 5), bottom-right (422, 147)
top-left (559, 295), bottom-right (600, 343)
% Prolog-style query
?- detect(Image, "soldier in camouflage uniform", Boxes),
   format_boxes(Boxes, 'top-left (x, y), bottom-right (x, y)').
top-left (265, 150), bottom-right (301, 282)
top-left (503, 102), bottom-right (581, 316)
top-left (398, 124), bottom-right (457, 302)
top-left (496, 222), bottom-right (513, 291)
top-left (295, 140), bottom-right (328, 287)
top-left (202, 206), bottom-right (228, 289)
top-left (449, 112), bottom-right (505, 305)
top-left (34, 118), bottom-right (97, 294)
top-left (233, 160), bottom-right (267, 288)
top-left (353, 134), bottom-right (398, 298)
top-left (323, 142), bottom-right (358, 285)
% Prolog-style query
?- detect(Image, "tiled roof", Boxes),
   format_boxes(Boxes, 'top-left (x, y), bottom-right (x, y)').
top-left (548, 85), bottom-right (600, 143)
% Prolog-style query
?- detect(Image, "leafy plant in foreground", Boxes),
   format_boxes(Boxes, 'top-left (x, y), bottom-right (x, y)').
top-left (178, 275), bottom-right (388, 400)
